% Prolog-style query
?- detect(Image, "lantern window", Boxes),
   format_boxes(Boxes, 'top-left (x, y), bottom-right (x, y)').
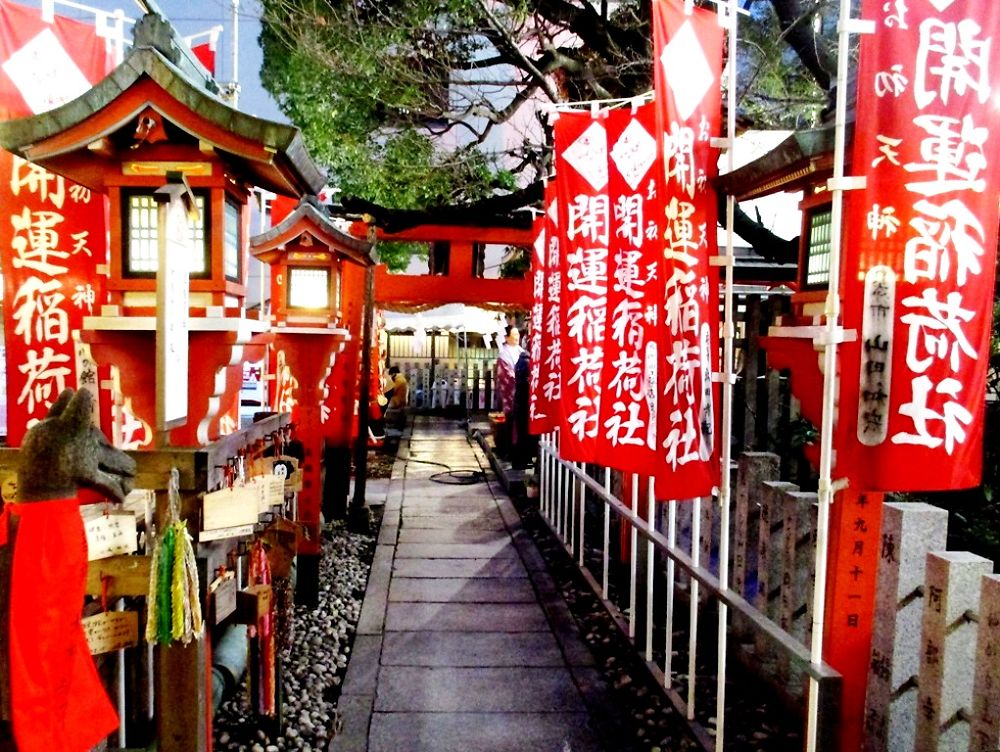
top-left (224, 198), bottom-right (241, 282)
top-left (288, 267), bottom-right (330, 310)
top-left (123, 190), bottom-right (209, 277)
top-left (804, 206), bottom-right (832, 288)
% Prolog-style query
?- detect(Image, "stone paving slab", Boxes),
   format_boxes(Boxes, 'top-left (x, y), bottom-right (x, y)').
top-left (380, 631), bottom-right (564, 667)
top-left (394, 541), bottom-right (519, 559)
top-left (374, 666), bottom-right (587, 713)
top-left (384, 601), bottom-right (549, 632)
top-left (396, 514), bottom-right (506, 530)
top-left (328, 693), bottom-right (373, 752)
top-left (367, 712), bottom-right (602, 752)
top-left (340, 634), bottom-right (382, 697)
top-left (389, 576), bottom-right (536, 603)
top-left (355, 544), bottom-right (395, 636)
top-left (396, 527), bottom-right (510, 544)
top-left (333, 420), bottom-right (610, 752)
top-left (392, 557), bottom-right (527, 578)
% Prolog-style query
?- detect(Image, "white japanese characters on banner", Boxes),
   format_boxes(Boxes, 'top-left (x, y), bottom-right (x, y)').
top-left (530, 181), bottom-right (563, 434)
top-left (554, 111), bottom-right (610, 463)
top-left (0, 2), bottom-right (112, 444)
top-left (840, 0), bottom-right (1000, 492)
top-left (652, 0), bottom-right (723, 498)
top-left (527, 213), bottom-right (554, 434)
top-left (598, 102), bottom-right (664, 473)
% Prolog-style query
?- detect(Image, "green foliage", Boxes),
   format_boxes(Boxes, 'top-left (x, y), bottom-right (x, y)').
top-left (736, 3), bottom-right (829, 128)
top-left (498, 245), bottom-right (531, 279)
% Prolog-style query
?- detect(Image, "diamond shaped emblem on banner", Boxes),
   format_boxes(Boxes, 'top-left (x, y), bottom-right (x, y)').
top-left (659, 20), bottom-right (714, 122)
top-left (610, 118), bottom-right (657, 191)
top-left (561, 121), bottom-right (608, 191)
top-left (927, 0), bottom-right (955, 10)
top-left (547, 198), bottom-right (559, 224)
top-left (1, 28), bottom-right (91, 115)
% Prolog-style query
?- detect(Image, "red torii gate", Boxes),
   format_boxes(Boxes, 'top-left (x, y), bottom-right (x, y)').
top-left (348, 223), bottom-right (534, 310)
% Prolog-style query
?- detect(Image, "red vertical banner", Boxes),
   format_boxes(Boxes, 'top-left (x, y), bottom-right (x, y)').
top-left (527, 214), bottom-right (552, 434)
top-left (530, 181), bottom-right (563, 434)
top-left (598, 103), bottom-right (663, 474)
top-left (554, 111), bottom-right (610, 463)
top-left (839, 0), bottom-right (1000, 492)
top-left (0, 1), bottom-right (113, 444)
top-left (652, 0), bottom-right (723, 498)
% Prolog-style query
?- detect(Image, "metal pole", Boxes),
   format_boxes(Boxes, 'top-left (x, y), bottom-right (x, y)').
top-left (566, 462), bottom-right (580, 559)
top-left (688, 497), bottom-right (701, 719)
top-left (229, 0), bottom-right (240, 107)
top-left (629, 474), bottom-right (638, 640)
top-left (578, 462), bottom-right (586, 566)
top-left (664, 499), bottom-right (677, 685)
top-left (602, 467), bottom-right (611, 598)
top-left (645, 477), bottom-right (655, 662)
top-left (716, 1), bottom-right (739, 746)
top-left (807, 0), bottom-right (856, 747)
top-left (116, 597), bottom-right (127, 748)
top-left (350, 233), bottom-right (378, 530)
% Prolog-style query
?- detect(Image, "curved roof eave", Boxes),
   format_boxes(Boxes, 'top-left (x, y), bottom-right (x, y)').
top-left (251, 199), bottom-right (375, 267)
top-left (0, 46), bottom-right (325, 197)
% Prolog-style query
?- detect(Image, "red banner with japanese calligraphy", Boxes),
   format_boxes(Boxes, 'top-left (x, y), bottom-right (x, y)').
top-left (530, 181), bottom-right (563, 435)
top-left (652, 0), bottom-right (723, 498)
top-left (528, 213), bottom-right (554, 434)
top-left (554, 111), bottom-right (610, 463)
top-left (0, 2), bottom-right (113, 444)
top-left (0, 1), bottom-right (112, 119)
top-left (598, 103), bottom-right (663, 474)
top-left (839, 0), bottom-right (1000, 491)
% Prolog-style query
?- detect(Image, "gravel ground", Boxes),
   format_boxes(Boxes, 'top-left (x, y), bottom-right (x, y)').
top-left (212, 518), bottom-right (380, 752)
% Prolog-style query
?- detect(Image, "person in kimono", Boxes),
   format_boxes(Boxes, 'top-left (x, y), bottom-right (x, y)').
top-left (494, 326), bottom-right (523, 456)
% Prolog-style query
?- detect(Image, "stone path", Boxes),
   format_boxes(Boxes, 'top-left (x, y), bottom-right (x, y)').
top-left (331, 417), bottom-right (613, 752)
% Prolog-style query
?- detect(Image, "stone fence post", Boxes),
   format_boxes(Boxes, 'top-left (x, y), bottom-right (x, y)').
top-left (863, 502), bottom-right (948, 752)
top-left (913, 551), bottom-right (993, 752)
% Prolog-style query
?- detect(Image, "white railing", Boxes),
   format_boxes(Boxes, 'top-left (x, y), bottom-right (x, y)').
top-left (537, 433), bottom-right (842, 751)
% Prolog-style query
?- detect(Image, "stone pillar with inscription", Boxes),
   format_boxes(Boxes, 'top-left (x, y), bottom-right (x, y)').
top-left (733, 452), bottom-right (779, 604)
top-left (862, 502), bottom-right (948, 752)
top-left (777, 490), bottom-right (817, 685)
top-left (914, 551), bottom-right (993, 752)
top-left (970, 574), bottom-right (1000, 752)
top-left (754, 480), bottom-right (795, 657)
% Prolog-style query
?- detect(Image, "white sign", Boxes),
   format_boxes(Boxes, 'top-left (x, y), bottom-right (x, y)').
top-left (156, 185), bottom-right (192, 431)
top-left (83, 511), bottom-right (138, 561)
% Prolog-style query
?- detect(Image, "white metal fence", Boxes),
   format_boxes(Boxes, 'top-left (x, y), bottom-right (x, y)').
top-left (537, 435), bottom-right (842, 751)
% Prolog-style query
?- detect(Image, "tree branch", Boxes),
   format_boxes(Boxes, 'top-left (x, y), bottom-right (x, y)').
top-left (340, 181), bottom-right (544, 232)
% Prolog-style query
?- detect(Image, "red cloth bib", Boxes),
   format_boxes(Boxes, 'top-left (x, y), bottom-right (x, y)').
top-left (5, 498), bottom-right (118, 751)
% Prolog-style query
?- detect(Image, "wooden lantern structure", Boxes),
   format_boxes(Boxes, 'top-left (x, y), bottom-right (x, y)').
top-left (250, 197), bottom-right (374, 584)
top-left (0, 13), bottom-right (325, 447)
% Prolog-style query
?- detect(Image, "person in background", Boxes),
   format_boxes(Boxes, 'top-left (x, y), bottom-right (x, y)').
top-left (382, 365), bottom-right (409, 432)
top-left (384, 365), bottom-right (408, 410)
top-left (494, 325), bottom-right (524, 456)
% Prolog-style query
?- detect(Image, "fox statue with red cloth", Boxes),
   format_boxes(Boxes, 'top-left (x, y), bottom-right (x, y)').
top-left (0, 389), bottom-right (136, 752)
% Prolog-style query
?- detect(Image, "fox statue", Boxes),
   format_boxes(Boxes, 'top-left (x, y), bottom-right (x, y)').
top-left (1, 389), bottom-right (136, 752)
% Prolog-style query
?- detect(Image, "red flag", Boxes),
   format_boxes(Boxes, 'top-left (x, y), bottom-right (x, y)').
top-left (191, 42), bottom-right (216, 76)
top-left (652, 0), bottom-right (723, 499)
top-left (528, 213), bottom-right (553, 434)
top-left (530, 181), bottom-right (563, 434)
top-left (0, 2), bottom-right (113, 445)
top-left (554, 110), bottom-right (610, 463)
top-left (839, 0), bottom-right (1000, 491)
top-left (0, 1), bottom-right (111, 119)
top-left (598, 103), bottom-right (664, 474)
